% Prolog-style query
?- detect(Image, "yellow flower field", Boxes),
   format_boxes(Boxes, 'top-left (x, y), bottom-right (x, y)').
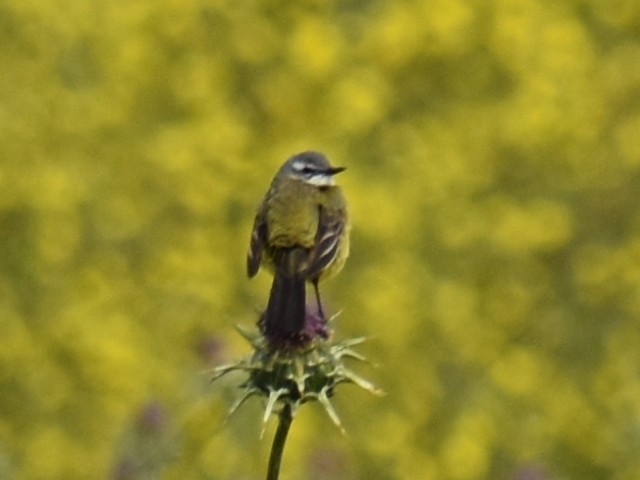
top-left (1, 1), bottom-right (639, 478)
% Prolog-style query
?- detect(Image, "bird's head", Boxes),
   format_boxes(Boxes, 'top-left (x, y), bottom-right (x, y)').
top-left (283, 151), bottom-right (346, 187)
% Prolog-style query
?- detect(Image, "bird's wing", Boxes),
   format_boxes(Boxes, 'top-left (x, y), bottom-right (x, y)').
top-left (247, 210), bottom-right (268, 278)
top-left (305, 205), bottom-right (345, 279)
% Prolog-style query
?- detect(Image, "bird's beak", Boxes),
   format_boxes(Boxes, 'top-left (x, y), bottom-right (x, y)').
top-left (327, 166), bottom-right (346, 176)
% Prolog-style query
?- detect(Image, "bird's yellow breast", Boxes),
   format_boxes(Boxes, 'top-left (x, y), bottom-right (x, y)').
top-left (266, 179), bottom-right (321, 248)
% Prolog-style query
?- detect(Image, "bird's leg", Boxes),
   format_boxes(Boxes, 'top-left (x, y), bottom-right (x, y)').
top-left (312, 280), bottom-right (325, 320)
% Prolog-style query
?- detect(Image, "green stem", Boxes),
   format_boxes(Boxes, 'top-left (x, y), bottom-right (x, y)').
top-left (266, 403), bottom-right (293, 480)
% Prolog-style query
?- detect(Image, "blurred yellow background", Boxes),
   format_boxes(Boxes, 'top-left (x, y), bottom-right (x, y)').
top-left (1, 0), bottom-right (640, 479)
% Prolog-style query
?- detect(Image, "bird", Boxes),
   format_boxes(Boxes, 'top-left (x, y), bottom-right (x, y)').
top-left (247, 151), bottom-right (350, 338)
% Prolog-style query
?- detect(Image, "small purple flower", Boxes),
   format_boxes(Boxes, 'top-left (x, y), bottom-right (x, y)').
top-left (513, 464), bottom-right (547, 480)
top-left (196, 335), bottom-right (227, 365)
top-left (136, 402), bottom-right (166, 434)
top-left (259, 308), bottom-right (331, 350)
top-left (212, 316), bottom-right (383, 436)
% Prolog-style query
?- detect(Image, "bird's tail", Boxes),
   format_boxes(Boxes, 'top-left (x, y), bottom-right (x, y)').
top-left (264, 272), bottom-right (306, 337)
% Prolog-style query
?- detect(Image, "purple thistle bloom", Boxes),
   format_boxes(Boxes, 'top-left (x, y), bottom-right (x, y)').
top-left (259, 307), bottom-right (331, 350)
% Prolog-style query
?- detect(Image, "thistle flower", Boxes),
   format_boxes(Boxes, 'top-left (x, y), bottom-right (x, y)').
top-left (212, 308), bottom-right (383, 479)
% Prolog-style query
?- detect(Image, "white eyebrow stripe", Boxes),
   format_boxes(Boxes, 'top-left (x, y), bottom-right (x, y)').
top-left (292, 160), bottom-right (305, 171)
